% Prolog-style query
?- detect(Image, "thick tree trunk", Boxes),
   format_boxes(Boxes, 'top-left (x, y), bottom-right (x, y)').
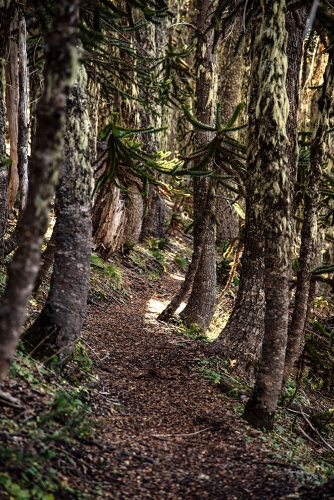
top-left (209, 27), bottom-right (265, 368)
top-left (283, 49), bottom-right (334, 386)
top-left (23, 65), bottom-right (92, 366)
top-left (242, 0), bottom-right (291, 430)
top-left (140, 185), bottom-right (166, 240)
top-left (210, 7), bottom-right (305, 370)
top-left (178, 0), bottom-right (217, 331)
top-left (92, 179), bottom-right (127, 259)
top-left (0, 0), bottom-right (79, 387)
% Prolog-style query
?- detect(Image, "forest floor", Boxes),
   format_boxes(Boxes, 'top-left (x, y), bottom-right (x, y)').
top-left (0, 236), bottom-right (334, 499)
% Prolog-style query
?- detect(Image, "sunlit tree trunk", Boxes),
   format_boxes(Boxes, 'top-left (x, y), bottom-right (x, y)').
top-left (0, 0), bottom-right (79, 387)
top-left (242, 0), bottom-right (290, 430)
top-left (23, 64), bottom-right (92, 367)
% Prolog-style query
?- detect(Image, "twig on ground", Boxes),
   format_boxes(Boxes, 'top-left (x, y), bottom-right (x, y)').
top-left (151, 427), bottom-right (211, 438)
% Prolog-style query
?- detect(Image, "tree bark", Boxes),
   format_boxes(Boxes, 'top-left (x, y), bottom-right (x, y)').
top-left (242, 0), bottom-right (291, 430)
top-left (23, 64), bottom-right (92, 367)
top-left (178, 0), bottom-right (217, 331)
top-left (158, 184), bottom-right (215, 323)
top-left (0, 1), bottom-right (16, 258)
top-left (208, 26), bottom-right (265, 369)
top-left (283, 48), bottom-right (334, 386)
top-left (5, 29), bottom-right (19, 211)
top-left (17, 10), bottom-right (28, 215)
top-left (0, 0), bottom-right (79, 386)
top-left (32, 225), bottom-right (57, 294)
top-left (140, 185), bottom-right (166, 240)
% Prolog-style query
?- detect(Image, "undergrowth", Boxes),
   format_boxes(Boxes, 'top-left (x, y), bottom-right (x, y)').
top-left (0, 350), bottom-right (102, 499)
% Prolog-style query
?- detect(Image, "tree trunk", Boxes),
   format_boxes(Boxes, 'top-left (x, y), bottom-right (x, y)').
top-left (158, 184), bottom-right (215, 323)
top-left (242, 0), bottom-right (291, 430)
top-left (283, 48), bottom-right (334, 386)
top-left (140, 185), bottom-right (166, 240)
top-left (23, 64), bottom-right (92, 367)
top-left (0, 0), bottom-right (79, 387)
top-left (208, 26), bottom-right (265, 369)
top-left (5, 30), bottom-right (19, 211)
top-left (32, 225), bottom-right (57, 294)
top-left (0, 55), bottom-right (7, 259)
top-left (178, 0), bottom-right (217, 331)
top-left (210, 7), bottom-right (306, 370)
top-left (92, 178), bottom-right (127, 259)
top-left (17, 10), bottom-right (28, 215)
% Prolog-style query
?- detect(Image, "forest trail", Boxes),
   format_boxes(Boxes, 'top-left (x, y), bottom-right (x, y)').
top-left (80, 253), bottom-right (323, 500)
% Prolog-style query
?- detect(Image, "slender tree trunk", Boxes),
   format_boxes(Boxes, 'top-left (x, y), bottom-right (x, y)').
top-left (0, 55), bottom-right (7, 259)
top-left (158, 184), bottom-right (215, 323)
top-left (23, 64), bottom-right (92, 367)
top-left (242, 0), bottom-right (291, 430)
top-left (6, 30), bottom-right (19, 211)
top-left (32, 225), bottom-right (57, 294)
top-left (17, 10), bottom-right (28, 214)
top-left (178, 0), bottom-right (217, 331)
top-left (283, 48), bottom-right (334, 386)
top-left (0, 0), bottom-right (79, 387)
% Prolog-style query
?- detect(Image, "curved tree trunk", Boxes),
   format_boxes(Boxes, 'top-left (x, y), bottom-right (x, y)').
top-left (23, 64), bottom-right (92, 367)
top-left (242, 0), bottom-right (291, 430)
top-left (178, 0), bottom-right (217, 331)
top-left (0, 0), bottom-right (79, 387)
top-left (283, 48), bottom-right (334, 386)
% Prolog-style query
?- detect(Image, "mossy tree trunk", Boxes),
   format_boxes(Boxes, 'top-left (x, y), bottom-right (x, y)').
top-left (23, 64), bottom-right (92, 367)
top-left (208, 26), bottom-right (265, 369)
top-left (242, 0), bottom-right (291, 430)
top-left (0, 0), bottom-right (80, 387)
top-left (179, 0), bottom-right (217, 332)
top-left (283, 47), bottom-right (334, 386)
top-left (210, 6), bottom-right (306, 371)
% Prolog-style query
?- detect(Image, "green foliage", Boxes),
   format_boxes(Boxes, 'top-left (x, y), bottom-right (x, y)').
top-left (173, 103), bottom-right (246, 197)
top-left (173, 320), bottom-right (209, 341)
top-left (72, 341), bottom-right (93, 374)
top-left (146, 237), bottom-right (168, 251)
top-left (0, 351), bottom-right (99, 499)
top-left (90, 253), bottom-right (122, 290)
top-left (95, 114), bottom-right (181, 214)
top-left (173, 255), bottom-right (188, 271)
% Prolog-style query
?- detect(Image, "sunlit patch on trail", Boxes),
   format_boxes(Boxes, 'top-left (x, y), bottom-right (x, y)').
top-left (145, 298), bottom-right (186, 318)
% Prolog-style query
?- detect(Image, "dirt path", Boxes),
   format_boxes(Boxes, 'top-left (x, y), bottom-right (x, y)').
top-left (81, 259), bottom-right (321, 499)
